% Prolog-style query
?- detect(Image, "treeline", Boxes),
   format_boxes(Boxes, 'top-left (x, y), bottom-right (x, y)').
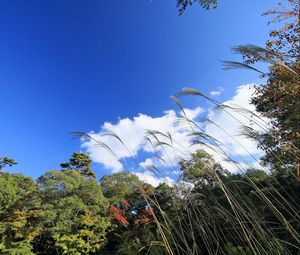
top-left (0, 149), bottom-right (299, 254)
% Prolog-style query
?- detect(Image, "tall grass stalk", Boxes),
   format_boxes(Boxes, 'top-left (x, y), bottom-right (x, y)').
top-left (75, 61), bottom-right (299, 253)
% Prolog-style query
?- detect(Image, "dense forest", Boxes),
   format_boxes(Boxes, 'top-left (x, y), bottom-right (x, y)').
top-left (0, 1), bottom-right (299, 254)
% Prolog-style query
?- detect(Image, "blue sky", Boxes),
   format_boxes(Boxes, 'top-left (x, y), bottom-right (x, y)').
top-left (0, 0), bottom-right (274, 180)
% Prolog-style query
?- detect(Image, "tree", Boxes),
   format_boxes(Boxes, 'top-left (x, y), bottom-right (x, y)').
top-left (0, 173), bottom-right (36, 215)
top-left (176, 0), bottom-right (218, 15)
top-left (0, 173), bottom-right (38, 254)
top-left (177, 156), bottom-right (300, 254)
top-left (100, 172), bottom-right (171, 254)
top-left (60, 152), bottom-right (95, 178)
top-left (179, 150), bottom-right (226, 186)
top-left (0, 169), bottom-right (111, 255)
top-left (32, 169), bottom-right (111, 254)
top-left (251, 61), bottom-right (300, 171)
top-left (263, 0), bottom-right (300, 60)
top-left (0, 157), bottom-right (17, 172)
top-left (249, 1), bottom-right (300, 172)
top-left (224, 1), bottom-right (300, 173)
top-left (100, 172), bottom-right (143, 202)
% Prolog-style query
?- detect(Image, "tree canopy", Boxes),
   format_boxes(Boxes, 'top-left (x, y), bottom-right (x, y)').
top-left (0, 157), bottom-right (17, 172)
top-left (176, 0), bottom-right (218, 15)
top-left (60, 152), bottom-right (96, 178)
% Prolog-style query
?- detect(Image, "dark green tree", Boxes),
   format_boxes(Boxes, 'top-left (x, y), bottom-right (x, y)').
top-left (0, 157), bottom-right (17, 172)
top-left (60, 152), bottom-right (95, 178)
top-left (176, 0), bottom-right (218, 15)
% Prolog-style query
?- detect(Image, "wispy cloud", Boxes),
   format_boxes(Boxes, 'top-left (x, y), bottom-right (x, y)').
top-left (210, 86), bottom-right (224, 96)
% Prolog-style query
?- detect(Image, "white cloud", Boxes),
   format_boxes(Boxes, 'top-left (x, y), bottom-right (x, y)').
top-left (134, 171), bottom-right (175, 187)
top-left (210, 87), bottom-right (224, 96)
top-left (81, 84), bottom-right (266, 178)
top-left (139, 158), bottom-right (154, 169)
top-left (81, 107), bottom-right (202, 173)
top-left (204, 84), bottom-right (266, 171)
top-left (181, 107), bottom-right (203, 120)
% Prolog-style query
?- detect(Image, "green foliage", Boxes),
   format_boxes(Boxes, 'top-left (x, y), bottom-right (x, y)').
top-left (60, 152), bottom-right (96, 178)
top-left (0, 146), bottom-right (299, 254)
top-left (0, 157), bottom-right (17, 171)
top-left (34, 169), bottom-right (110, 254)
top-left (171, 165), bottom-right (300, 254)
top-left (225, 243), bottom-right (252, 255)
top-left (0, 241), bottom-right (35, 255)
top-left (0, 165), bottom-right (111, 254)
top-left (100, 172), bottom-right (143, 201)
top-left (100, 172), bottom-right (160, 254)
top-left (0, 173), bottom-right (36, 215)
top-left (179, 150), bottom-right (226, 186)
top-left (0, 173), bottom-right (38, 253)
top-left (176, 0), bottom-right (218, 15)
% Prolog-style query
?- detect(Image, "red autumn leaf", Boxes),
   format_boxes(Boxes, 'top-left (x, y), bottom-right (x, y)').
top-left (144, 208), bottom-right (153, 215)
